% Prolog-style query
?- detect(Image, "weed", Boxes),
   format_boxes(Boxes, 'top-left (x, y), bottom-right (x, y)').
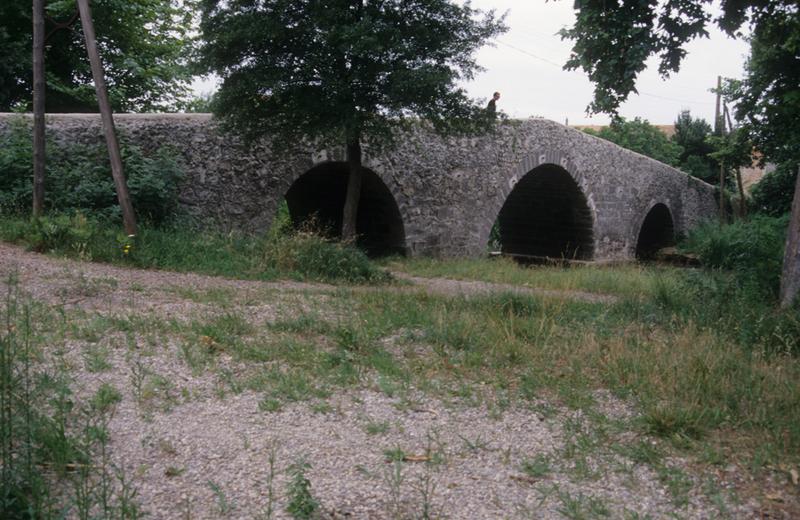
top-left (90, 383), bottom-right (123, 415)
top-left (383, 461), bottom-right (405, 519)
top-left (260, 445), bottom-right (278, 520)
top-left (458, 433), bottom-right (492, 454)
top-left (364, 421), bottom-right (390, 436)
top-left (165, 466), bottom-right (184, 478)
top-left (520, 454), bottom-right (552, 479)
top-left (556, 490), bottom-right (610, 519)
top-left (411, 468), bottom-right (438, 520)
top-left (658, 465), bottom-right (693, 507)
top-left (83, 344), bottom-right (112, 372)
top-left (286, 459), bottom-right (319, 520)
top-left (384, 447), bottom-right (407, 463)
top-left (208, 480), bottom-right (234, 515)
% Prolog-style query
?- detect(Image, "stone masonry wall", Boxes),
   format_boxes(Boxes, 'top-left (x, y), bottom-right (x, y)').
top-left (0, 113), bottom-right (718, 261)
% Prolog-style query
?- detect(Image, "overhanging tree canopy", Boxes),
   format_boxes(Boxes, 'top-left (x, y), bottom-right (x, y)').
top-left (198, 0), bottom-right (506, 240)
top-left (0, 0), bottom-right (195, 112)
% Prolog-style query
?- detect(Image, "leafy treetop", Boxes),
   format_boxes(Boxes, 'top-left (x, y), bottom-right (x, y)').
top-left (0, 0), bottom-right (195, 112)
top-left (729, 6), bottom-right (800, 166)
top-left (198, 0), bottom-right (507, 147)
top-left (559, 0), bottom-right (795, 116)
top-left (583, 117), bottom-right (682, 167)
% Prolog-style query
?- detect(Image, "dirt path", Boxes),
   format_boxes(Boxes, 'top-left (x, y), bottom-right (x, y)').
top-left (0, 243), bottom-right (615, 307)
top-left (0, 242), bottom-right (757, 519)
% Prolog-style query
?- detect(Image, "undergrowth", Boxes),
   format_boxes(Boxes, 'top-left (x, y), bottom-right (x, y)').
top-left (0, 213), bottom-right (390, 285)
top-left (1, 276), bottom-right (141, 518)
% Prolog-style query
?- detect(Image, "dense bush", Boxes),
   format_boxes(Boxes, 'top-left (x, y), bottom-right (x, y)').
top-left (681, 215), bottom-right (789, 299)
top-left (265, 232), bottom-right (391, 284)
top-left (0, 213), bottom-right (391, 285)
top-left (0, 117), bottom-right (183, 224)
top-left (750, 162), bottom-right (798, 216)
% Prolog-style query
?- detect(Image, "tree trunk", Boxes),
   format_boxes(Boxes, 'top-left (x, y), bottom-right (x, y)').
top-left (77, 0), bottom-right (137, 236)
top-left (779, 166), bottom-right (800, 308)
top-left (718, 163), bottom-right (726, 224)
top-left (32, 0), bottom-right (46, 217)
top-left (735, 167), bottom-right (747, 219)
top-left (341, 140), bottom-right (363, 242)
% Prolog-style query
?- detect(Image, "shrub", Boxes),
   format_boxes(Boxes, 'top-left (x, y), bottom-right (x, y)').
top-left (0, 117), bottom-right (33, 213)
top-left (750, 162), bottom-right (798, 217)
top-left (681, 215), bottom-right (788, 299)
top-left (265, 232), bottom-right (391, 284)
top-left (0, 116), bottom-right (184, 225)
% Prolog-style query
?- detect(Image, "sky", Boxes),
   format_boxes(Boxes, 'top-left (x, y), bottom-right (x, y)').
top-left (464, 1), bottom-right (750, 125)
top-left (192, 1), bottom-right (751, 126)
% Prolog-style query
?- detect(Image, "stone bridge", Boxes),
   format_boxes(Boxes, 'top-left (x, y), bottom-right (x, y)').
top-left (0, 113), bottom-right (718, 261)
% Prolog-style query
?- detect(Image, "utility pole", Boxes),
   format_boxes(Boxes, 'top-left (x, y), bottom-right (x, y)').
top-left (32, 0), bottom-right (46, 217)
top-left (715, 76), bottom-right (726, 223)
top-left (77, 0), bottom-right (137, 236)
top-left (724, 103), bottom-right (747, 218)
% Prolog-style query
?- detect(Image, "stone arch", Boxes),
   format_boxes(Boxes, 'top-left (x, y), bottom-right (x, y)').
top-left (496, 164), bottom-right (594, 260)
top-left (476, 150), bottom-right (596, 260)
top-left (635, 203), bottom-right (675, 259)
top-left (283, 161), bottom-right (406, 256)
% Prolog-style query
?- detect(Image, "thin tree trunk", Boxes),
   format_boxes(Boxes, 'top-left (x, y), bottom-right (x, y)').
top-left (341, 140), bottom-right (363, 243)
top-left (779, 166), bottom-right (800, 308)
top-left (76, 0), bottom-right (137, 236)
top-left (32, 0), bottom-right (46, 217)
top-left (735, 167), bottom-right (747, 218)
top-left (718, 163), bottom-right (726, 224)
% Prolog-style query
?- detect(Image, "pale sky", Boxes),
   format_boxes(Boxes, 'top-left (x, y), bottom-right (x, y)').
top-left (192, 1), bottom-right (751, 126)
top-left (465, 0), bottom-right (750, 125)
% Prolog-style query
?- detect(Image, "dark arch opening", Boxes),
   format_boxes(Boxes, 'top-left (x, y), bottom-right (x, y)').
top-left (636, 203), bottom-right (675, 259)
top-left (496, 164), bottom-right (594, 260)
top-left (284, 162), bottom-right (406, 257)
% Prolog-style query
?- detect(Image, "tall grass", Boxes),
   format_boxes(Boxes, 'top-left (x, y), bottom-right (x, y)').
top-left (0, 213), bottom-right (390, 285)
top-left (681, 215), bottom-right (789, 299)
top-left (385, 256), bottom-right (657, 298)
top-left (1, 276), bottom-right (142, 518)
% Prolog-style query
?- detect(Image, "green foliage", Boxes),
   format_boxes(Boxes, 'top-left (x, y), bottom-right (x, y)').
top-left (265, 232), bottom-right (392, 284)
top-left (730, 6), bottom-right (800, 168)
top-left (182, 92), bottom-right (217, 113)
top-left (672, 110), bottom-right (716, 182)
top-left (1, 280), bottom-right (141, 518)
top-left (707, 127), bottom-right (753, 177)
top-left (198, 0), bottom-right (507, 147)
top-left (286, 459), bottom-right (318, 520)
top-left (559, 1), bottom-right (795, 115)
top-left (0, 214), bottom-right (390, 285)
top-left (0, 118), bottom-right (184, 224)
top-left (750, 162), bottom-right (799, 217)
top-left (681, 215), bottom-right (789, 299)
top-left (0, 0), bottom-right (195, 112)
top-left (583, 117), bottom-right (682, 166)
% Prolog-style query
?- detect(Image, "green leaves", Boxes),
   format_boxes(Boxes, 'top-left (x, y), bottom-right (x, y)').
top-left (583, 117), bottom-right (682, 166)
top-left (559, 0), bottom-right (796, 118)
top-left (198, 0), bottom-right (507, 147)
top-left (0, 0), bottom-right (196, 112)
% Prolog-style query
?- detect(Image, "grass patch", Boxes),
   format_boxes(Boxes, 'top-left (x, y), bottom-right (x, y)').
top-left (0, 213), bottom-right (391, 285)
top-left (384, 256), bottom-right (661, 298)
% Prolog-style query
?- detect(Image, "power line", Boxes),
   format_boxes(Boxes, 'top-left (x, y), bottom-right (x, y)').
top-left (494, 38), bottom-right (715, 106)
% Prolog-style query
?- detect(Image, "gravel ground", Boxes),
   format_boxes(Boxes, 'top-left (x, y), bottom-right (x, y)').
top-left (0, 243), bottom-right (770, 518)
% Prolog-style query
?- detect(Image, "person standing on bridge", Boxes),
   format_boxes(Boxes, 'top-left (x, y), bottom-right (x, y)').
top-left (486, 91), bottom-right (500, 118)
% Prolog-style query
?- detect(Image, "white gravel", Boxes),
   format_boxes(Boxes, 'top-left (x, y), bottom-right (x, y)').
top-left (0, 243), bottom-right (763, 519)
